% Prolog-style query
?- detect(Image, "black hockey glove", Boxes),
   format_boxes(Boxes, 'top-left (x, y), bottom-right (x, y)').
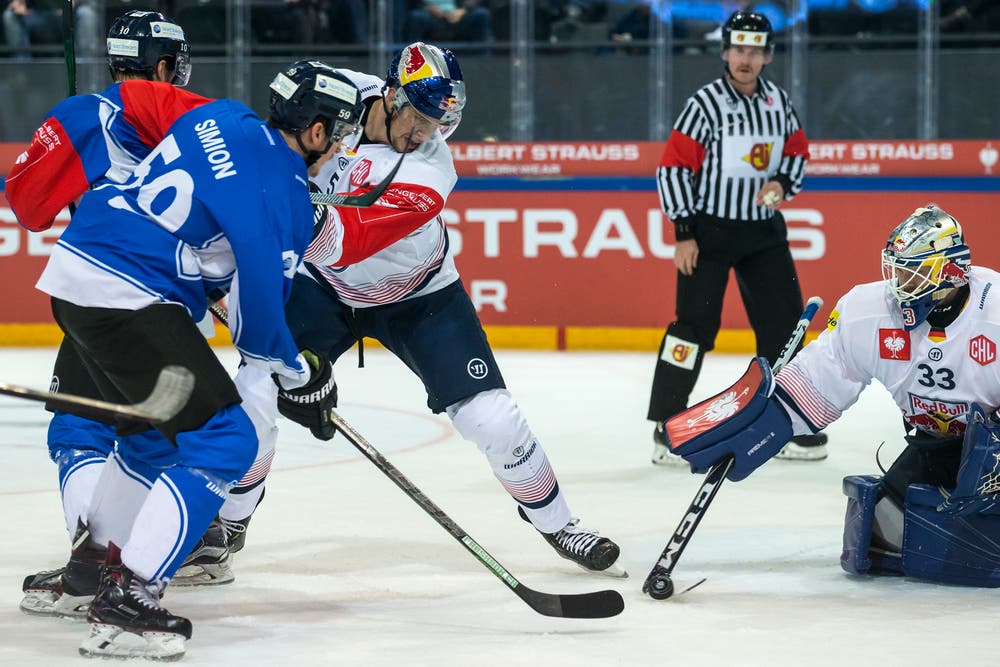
top-left (275, 349), bottom-right (338, 441)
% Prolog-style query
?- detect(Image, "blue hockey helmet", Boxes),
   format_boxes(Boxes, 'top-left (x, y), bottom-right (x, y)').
top-left (385, 42), bottom-right (466, 139)
top-left (107, 10), bottom-right (191, 86)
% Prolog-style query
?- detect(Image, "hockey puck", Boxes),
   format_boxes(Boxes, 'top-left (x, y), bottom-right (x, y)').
top-left (644, 573), bottom-right (675, 600)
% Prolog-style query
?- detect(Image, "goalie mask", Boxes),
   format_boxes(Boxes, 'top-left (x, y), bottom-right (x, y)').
top-left (107, 10), bottom-right (191, 86)
top-left (881, 205), bottom-right (971, 330)
top-left (269, 61), bottom-right (365, 166)
top-left (385, 42), bottom-right (466, 140)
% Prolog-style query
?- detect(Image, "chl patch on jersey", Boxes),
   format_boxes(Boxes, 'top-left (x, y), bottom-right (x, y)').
top-left (970, 335), bottom-right (997, 366)
top-left (879, 328), bottom-right (911, 361)
top-left (661, 334), bottom-right (698, 370)
top-left (907, 394), bottom-right (969, 437)
top-left (350, 159), bottom-right (372, 188)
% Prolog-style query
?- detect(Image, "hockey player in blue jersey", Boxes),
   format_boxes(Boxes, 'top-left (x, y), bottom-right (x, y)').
top-left (9, 11), bottom-right (219, 619)
top-left (33, 63), bottom-right (364, 660)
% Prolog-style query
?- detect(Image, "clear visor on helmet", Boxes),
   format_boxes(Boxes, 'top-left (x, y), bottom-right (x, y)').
top-left (327, 117), bottom-right (361, 145)
top-left (392, 88), bottom-right (462, 140)
top-left (881, 251), bottom-right (947, 304)
top-left (169, 52), bottom-right (191, 87)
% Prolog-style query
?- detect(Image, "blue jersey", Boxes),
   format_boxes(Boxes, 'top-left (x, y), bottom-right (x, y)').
top-left (7, 80), bottom-right (210, 232)
top-left (37, 100), bottom-right (314, 380)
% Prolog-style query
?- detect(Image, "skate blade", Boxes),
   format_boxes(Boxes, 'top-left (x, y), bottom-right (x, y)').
top-left (775, 444), bottom-right (828, 461)
top-left (171, 563), bottom-right (235, 587)
top-left (20, 592), bottom-right (90, 619)
top-left (80, 624), bottom-right (186, 661)
top-left (576, 561), bottom-right (629, 579)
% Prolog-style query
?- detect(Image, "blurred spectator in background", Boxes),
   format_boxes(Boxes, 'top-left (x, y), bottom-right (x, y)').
top-left (253, 0), bottom-right (318, 44)
top-left (4, 0), bottom-right (98, 58)
top-left (325, 0), bottom-right (367, 45)
top-left (404, 0), bottom-right (492, 42)
top-left (608, 2), bottom-right (650, 52)
top-left (941, 0), bottom-right (1000, 34)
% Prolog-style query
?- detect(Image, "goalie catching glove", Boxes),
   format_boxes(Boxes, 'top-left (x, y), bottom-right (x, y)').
top-left (664, 357), bottom-right (793, 481)
top-left (275, 349), bottom-right (338, 440)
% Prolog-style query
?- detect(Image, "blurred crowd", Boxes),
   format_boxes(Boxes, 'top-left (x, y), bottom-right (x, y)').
top-left (2, 0), bottom-right (999, 57)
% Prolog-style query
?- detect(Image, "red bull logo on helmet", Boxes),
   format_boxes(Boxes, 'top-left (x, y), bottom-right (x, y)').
top-left (401, 45), bottom-right (434, 85)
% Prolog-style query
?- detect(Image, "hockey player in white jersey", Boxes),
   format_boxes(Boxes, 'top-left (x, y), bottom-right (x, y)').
top-left (228, 42), bottom-right (625, 577)
top-left (664, 205), bottom-right (1000, 586)
top-left (32, 64), bottom-right (365, 659)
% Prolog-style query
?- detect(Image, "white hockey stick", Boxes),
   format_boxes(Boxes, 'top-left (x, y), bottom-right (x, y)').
top-left (0, 365), bottom-right (195, 424)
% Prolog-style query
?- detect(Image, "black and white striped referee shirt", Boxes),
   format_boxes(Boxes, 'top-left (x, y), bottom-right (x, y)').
top-left (655, 76), bottom-right (809, 234)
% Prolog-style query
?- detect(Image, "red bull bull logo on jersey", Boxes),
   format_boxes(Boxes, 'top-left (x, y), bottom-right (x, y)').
top-left (906, 394), bottom-right (969, 436)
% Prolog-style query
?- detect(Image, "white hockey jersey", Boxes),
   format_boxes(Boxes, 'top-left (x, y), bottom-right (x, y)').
top-left (776, 267), bottom-right (1000, 439)
top-left (304, 69), bottom-right (459, 308)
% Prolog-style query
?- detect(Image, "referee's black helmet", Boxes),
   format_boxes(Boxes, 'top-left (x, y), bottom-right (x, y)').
top-left (722, 11), bottom-right (774, 54)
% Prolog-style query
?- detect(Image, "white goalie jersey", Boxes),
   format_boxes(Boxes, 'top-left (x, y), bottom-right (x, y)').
top-left (775, 267), bottom-right (1000, 439)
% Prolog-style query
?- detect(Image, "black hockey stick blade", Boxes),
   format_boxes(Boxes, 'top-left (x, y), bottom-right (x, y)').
top-left (309, 150), bottom-right (405, 208)
top-left (329, 410), bottom-right (624, 619)
top-left (0, 365), bottom-right (195, 424)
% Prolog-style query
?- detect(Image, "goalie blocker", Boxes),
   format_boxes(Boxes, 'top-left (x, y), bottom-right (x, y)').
top-left (665, 357), bottom-right (793, 482)
top-left (843, 403), bottom-right (1000, 588)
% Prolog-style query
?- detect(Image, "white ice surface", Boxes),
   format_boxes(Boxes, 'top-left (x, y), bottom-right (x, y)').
top-left (0, 347), bottom-right (995, 666)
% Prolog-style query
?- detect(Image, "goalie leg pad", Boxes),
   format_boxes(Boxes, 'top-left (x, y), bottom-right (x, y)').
top-left (669, 357), bottom-right (792, 481)
top-left (937, 403), bottom-right (1000, 516)
top-left (901, 483), bottom-right (1000, 587)
top-left (840, 475), bottom-right (904, 575)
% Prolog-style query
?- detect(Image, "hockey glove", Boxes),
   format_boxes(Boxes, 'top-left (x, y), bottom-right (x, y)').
top-left (938, 403), bottom-right (1000, 516)
top-left (276, 349), bottom-right (338, 441)
top-left (667, 357), bottom-right (793, 481)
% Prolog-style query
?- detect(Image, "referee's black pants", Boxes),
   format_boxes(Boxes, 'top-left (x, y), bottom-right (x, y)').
top-left (647, 213), bottom-right (804, 422)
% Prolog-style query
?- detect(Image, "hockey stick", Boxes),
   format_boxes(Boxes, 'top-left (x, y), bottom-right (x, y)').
top-left (330, 410), bottom-right (625, 619)
top-left (0, 365), bottom-right (195, 424)
top-left (308, 149), bottom-right (405, 208)
top-left (62, 0), bottom-right (76, 95)
top-left (642, 296), bottom-right (824, 600)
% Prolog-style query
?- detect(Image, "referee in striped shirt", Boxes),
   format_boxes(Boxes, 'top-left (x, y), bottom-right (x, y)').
top-left (647, 10), bottom-right (827, 465)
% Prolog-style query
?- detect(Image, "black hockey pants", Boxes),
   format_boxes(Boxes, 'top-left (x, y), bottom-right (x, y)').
top-left (647, 213), bottom-right (804, 421)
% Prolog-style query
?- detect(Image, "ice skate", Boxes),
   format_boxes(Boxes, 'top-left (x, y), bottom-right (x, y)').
top-left (651, 422), bottom-right (685, 466)
top-left (21, 522), bottom-right (105, 618)
top-left (80, 544), bottom-right (191, 661)
top-left (775, 433), bottom-right (829, 461)
top-left (518, 506), bottom-right (627, 578)
top-left (171, 517), bottom-right (234, 586)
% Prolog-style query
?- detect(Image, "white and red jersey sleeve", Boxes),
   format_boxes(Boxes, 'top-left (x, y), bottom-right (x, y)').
top-left (775, 268), bottom-right (1000, 438)
top-left (5, 81), bottom-right (209, 232)
top-left (305, 131), bottom-right (458, 307)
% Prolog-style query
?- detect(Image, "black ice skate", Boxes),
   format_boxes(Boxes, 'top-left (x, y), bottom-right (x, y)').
top-left (518, 506), bottom-right (627, 578)
top-left (80, 543), bottom-right (192, 661)
top-left (21, 521), bottom-right (105, 618)
top-left (651, 422), bottom-right (685, 467)
top-left (172, 517), bottom-right (234, 586)
top-left (220, 514), bottom-right (253, 554)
